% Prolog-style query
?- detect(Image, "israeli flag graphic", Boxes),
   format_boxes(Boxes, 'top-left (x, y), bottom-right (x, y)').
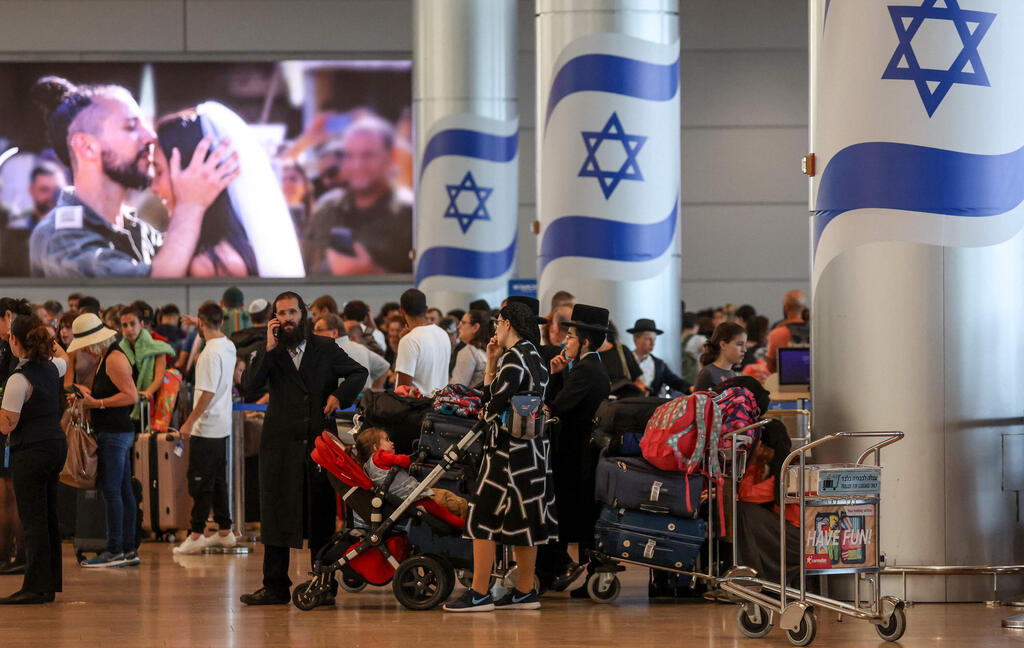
top-left (812, 0), bottom-right (1024, 287)
top-left (416, 113), bottom-right (518, 298)
top-left (538, 33), bottom-right (680, 295)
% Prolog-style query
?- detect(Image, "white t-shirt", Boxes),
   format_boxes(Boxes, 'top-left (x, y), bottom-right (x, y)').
top-left (192, 336), bottom-right (236, 438)
top-left (1, 358), bottom-right (67, 413)
top-left (394, 324), bottom-right (452, 395)
top-left (337, 337), bottom-right (389, 391)
top-left (450, 343), bottom-right (486, 389)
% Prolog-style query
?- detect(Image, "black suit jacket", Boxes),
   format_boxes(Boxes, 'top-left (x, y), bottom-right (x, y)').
top-left (649, 354), bottom-right (691, 395)
top-left (241, 334), bottom-right (368, 547)
top-left (547, 352), bottom-right (610, 542)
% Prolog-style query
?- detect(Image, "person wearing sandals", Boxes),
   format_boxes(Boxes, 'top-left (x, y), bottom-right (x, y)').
top-left (444, 299), bottom-right (556, 612)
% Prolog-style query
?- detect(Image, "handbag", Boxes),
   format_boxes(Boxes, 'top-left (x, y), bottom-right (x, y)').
top-left (509, 392), bottom-right (547, 440)
top-left (59, 398), bottom-right (97, 488)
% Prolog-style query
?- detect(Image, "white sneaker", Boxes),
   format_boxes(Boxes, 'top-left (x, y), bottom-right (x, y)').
top-left (206, 531), bottom-right (237, 549)
top-left (172, 534), bottom-right (209, 555)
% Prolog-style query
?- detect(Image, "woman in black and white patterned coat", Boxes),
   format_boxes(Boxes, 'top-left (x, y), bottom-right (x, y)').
top-left (444, 301), bottom-right (556, 613)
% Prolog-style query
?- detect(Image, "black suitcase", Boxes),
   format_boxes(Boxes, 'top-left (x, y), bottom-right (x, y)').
top-left (358, 391), bottom-right (434, 453)
top-left (594, 506), bottom-right (706, 571)
top-left (417, 413), bottom-right (482, 464)
top-left (591, 397), bottom-right (668, 456)
top-left (594, 456), bottom-right (704, 518)
top-left (74, 481), bottom-right (145, 561)
top-left (409, 462), bottom-right (476, 494)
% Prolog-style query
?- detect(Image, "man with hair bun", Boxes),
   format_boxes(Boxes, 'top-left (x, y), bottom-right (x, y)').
top-left (27, 76), bottom-right (240, 278)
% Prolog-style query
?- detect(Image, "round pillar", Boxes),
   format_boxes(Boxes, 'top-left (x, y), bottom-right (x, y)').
top-left (811, 0), bottom-right (1024, 601)
top-left (536, 0), bottom-right (681, 367)
top-left (413, 0), bottom-right (519, 312)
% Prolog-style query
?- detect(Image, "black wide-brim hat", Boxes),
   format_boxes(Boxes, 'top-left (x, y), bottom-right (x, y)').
top-left (507, 296), bottom-right (548, 324)
top-left (564, 303), bottom-right (610, 333)
top-left (626, 318), bottom-right (664, 335)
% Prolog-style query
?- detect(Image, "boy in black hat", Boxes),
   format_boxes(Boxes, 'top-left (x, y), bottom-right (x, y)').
top-left (627, 318), bottom-right (691, 397)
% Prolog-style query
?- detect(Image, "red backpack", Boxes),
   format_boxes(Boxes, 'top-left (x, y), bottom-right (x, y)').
top-left (640, 391), bottom-right (723, 475)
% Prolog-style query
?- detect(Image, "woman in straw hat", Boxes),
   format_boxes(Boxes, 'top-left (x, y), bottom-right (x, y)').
top-left (66, 313), bottom-right (140, 568)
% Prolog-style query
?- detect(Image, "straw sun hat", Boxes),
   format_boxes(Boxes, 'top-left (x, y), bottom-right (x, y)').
top-left (65, 312), bottom-right (117, 354)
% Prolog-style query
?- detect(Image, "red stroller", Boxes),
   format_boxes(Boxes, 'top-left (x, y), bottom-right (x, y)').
top-left (292, 423), bottom-right (481, 610)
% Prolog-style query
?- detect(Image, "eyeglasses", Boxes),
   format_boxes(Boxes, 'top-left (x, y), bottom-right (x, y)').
top-left (565, 332), bottom-right (578, 340)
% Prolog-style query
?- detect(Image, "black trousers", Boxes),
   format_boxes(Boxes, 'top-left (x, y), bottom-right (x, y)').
top-left (262, 459), bottom-right (336, 593)
top-left (187, 437), bottom-right (231, 534)
top-left (11, 438), bottom-right (67, 595)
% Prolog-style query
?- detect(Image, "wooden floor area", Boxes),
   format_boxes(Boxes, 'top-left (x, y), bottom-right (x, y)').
top-left (0, 542), bottom-right (1020, 647)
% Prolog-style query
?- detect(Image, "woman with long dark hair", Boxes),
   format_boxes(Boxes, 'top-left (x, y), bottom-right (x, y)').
top-left (151, 103), bottom-right (305, 278)
top-left (694, 322), bottom-right (747, 392)
top-left (0, 315), bottom-right (68, 604)
top-left (445, 301), bottom-right (555, 612)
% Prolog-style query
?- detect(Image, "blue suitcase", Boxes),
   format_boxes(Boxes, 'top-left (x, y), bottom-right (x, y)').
top-left (594, 506), bottom-right (706, 571)
top-left (594, 456), bottom-right (704, 518)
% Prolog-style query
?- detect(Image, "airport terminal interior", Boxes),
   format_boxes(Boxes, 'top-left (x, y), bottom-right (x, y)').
top-left (0, 0), bottom-right (1022, 646)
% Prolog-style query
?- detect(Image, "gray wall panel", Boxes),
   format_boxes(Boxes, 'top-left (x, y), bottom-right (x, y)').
top-left (0, 0), bottom-right (185, 52)
top-left (680, 0), bottom-right (808, 51)
top-left (682, 127), bottom-right (807, 205)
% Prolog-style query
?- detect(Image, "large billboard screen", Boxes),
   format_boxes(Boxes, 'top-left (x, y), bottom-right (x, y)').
top-left (0, 60), bottom-right (412, 279)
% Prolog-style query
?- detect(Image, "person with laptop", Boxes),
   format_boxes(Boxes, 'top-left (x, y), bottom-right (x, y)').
top-left (766, 289), bottom-right (809, 373)
top-left (694, 322), bottom-right (746, 392)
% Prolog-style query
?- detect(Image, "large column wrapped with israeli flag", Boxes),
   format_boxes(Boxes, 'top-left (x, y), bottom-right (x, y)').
top-left (811, 0), bottom-right (1024, 601)
top-left (536, 0), bottom-right (681, 369)
top-left (414, 0), bottom-right (518, 311)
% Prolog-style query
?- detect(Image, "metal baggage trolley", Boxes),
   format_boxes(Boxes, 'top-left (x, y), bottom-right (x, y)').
top-left (719, 430), bottom-right (907, 646)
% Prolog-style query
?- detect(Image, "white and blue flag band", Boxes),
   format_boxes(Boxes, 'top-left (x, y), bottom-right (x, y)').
top-left (538, 33), bottom-right (680, 297)
top-left (415, 113), bottom-right (519, 297)
top-left (812, 0), bottom-right (1024, 287)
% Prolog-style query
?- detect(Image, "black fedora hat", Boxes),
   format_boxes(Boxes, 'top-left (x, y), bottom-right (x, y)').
top-left (507, 296), bottom-right (548, 324)
top-left (564, 303), bottom-right (610, 333)
top-left (626, 318), bottom-right (664, 335)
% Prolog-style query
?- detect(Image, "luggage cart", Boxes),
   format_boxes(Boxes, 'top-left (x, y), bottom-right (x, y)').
top-left (584, 419), bottom-right (773, 603)
top-left (719, 430), bottom-right (906, 646)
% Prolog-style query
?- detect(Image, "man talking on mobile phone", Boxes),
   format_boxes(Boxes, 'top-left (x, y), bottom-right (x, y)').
top-left (239, 291), bottom-right (367, 606)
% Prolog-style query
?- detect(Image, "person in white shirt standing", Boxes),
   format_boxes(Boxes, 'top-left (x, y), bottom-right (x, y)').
top-left (174, 301), bottom-right (238, 555)
top-left (312, 313), bottom-right (388, 391)
top-left (393, 289), bottom-right (450, 395)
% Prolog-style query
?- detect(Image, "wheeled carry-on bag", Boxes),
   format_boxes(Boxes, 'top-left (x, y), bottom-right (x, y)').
top-left (594, 456), bottom-right (705, 518)
top-left (154, 431), bottom-right (191, 536)
top-left (417, 413), bottom-right (482, 463)
top-left (133, 432), bottom-right (159, 533)
top-left (594, 506), bottom-right (706, 571)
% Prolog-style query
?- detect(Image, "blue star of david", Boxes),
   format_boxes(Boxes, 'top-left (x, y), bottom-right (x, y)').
top-left (444, 171), bottom-right (493, 234)
top-left (881, 0), bottom-right (995, 117)
top-left (578, 112), bottom-right (647, 199)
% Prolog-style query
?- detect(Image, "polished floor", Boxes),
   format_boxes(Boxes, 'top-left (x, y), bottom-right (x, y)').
top-left (0, 542), bottom-right (1020, 647)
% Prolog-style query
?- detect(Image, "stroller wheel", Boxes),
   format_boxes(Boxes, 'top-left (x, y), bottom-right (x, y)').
top-left (425, 553), bottom-right (457, 602)
top-left (341, 572), bottom-right (368, 593)
top-left (393, 555), bottom-right (451, 610)
top-left (292, 580), bottom-right (325, 611)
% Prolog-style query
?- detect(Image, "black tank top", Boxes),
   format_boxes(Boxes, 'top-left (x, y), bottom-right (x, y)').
top-left (90, 346), bottom-right (135, 434)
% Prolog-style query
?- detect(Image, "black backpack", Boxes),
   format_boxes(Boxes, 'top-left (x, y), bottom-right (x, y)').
top-left (591, 396), bottom-right (670, 456)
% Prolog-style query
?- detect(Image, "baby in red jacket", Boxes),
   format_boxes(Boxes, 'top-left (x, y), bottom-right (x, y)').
top-left (355, 428), bottom-right (468, 518)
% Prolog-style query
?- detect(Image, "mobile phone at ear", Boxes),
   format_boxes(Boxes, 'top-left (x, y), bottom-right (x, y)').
top-left (330, 226), bottom-right (355, 256)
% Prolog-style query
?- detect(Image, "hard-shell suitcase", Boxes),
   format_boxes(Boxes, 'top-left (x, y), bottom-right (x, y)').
top-left (594, 456), bottom-right (704, 518)
top-left (594, 506), bottom-right (706, 571)
top-left (154, 431), bottom-right (192, 535)
top-left (132, 432), bottom-right (159, 533)
top-left (592, 397), bottom-right (669, 456)
top-left (417, 413), bottom-right (482, 464)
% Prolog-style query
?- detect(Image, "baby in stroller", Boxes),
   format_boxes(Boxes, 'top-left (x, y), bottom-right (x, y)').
top-left (355, 428), bottom-right (469, 519)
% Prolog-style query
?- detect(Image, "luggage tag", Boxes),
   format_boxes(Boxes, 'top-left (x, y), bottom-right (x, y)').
top-left (643, 539), bottom-right (657, 559)
top-left (2, 444), bottom-right (8, 469)
top-left (174, 440), bottom-right (185, 458)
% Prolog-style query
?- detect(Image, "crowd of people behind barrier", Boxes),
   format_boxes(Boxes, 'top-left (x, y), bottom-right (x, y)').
top-left (0, 284), bottom-right (809, 607)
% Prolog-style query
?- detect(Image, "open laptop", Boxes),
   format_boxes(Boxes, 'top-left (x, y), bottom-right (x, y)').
top-left (777, 347), bottom-right (810, 393)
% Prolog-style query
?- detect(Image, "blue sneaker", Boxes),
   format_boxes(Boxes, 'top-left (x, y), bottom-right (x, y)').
top-left (81, 551), bottom-right (126, 568)
top-left (494, 588), bottom-right (541, 610)
top-left (443, 588), bottom-right (495, 613)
